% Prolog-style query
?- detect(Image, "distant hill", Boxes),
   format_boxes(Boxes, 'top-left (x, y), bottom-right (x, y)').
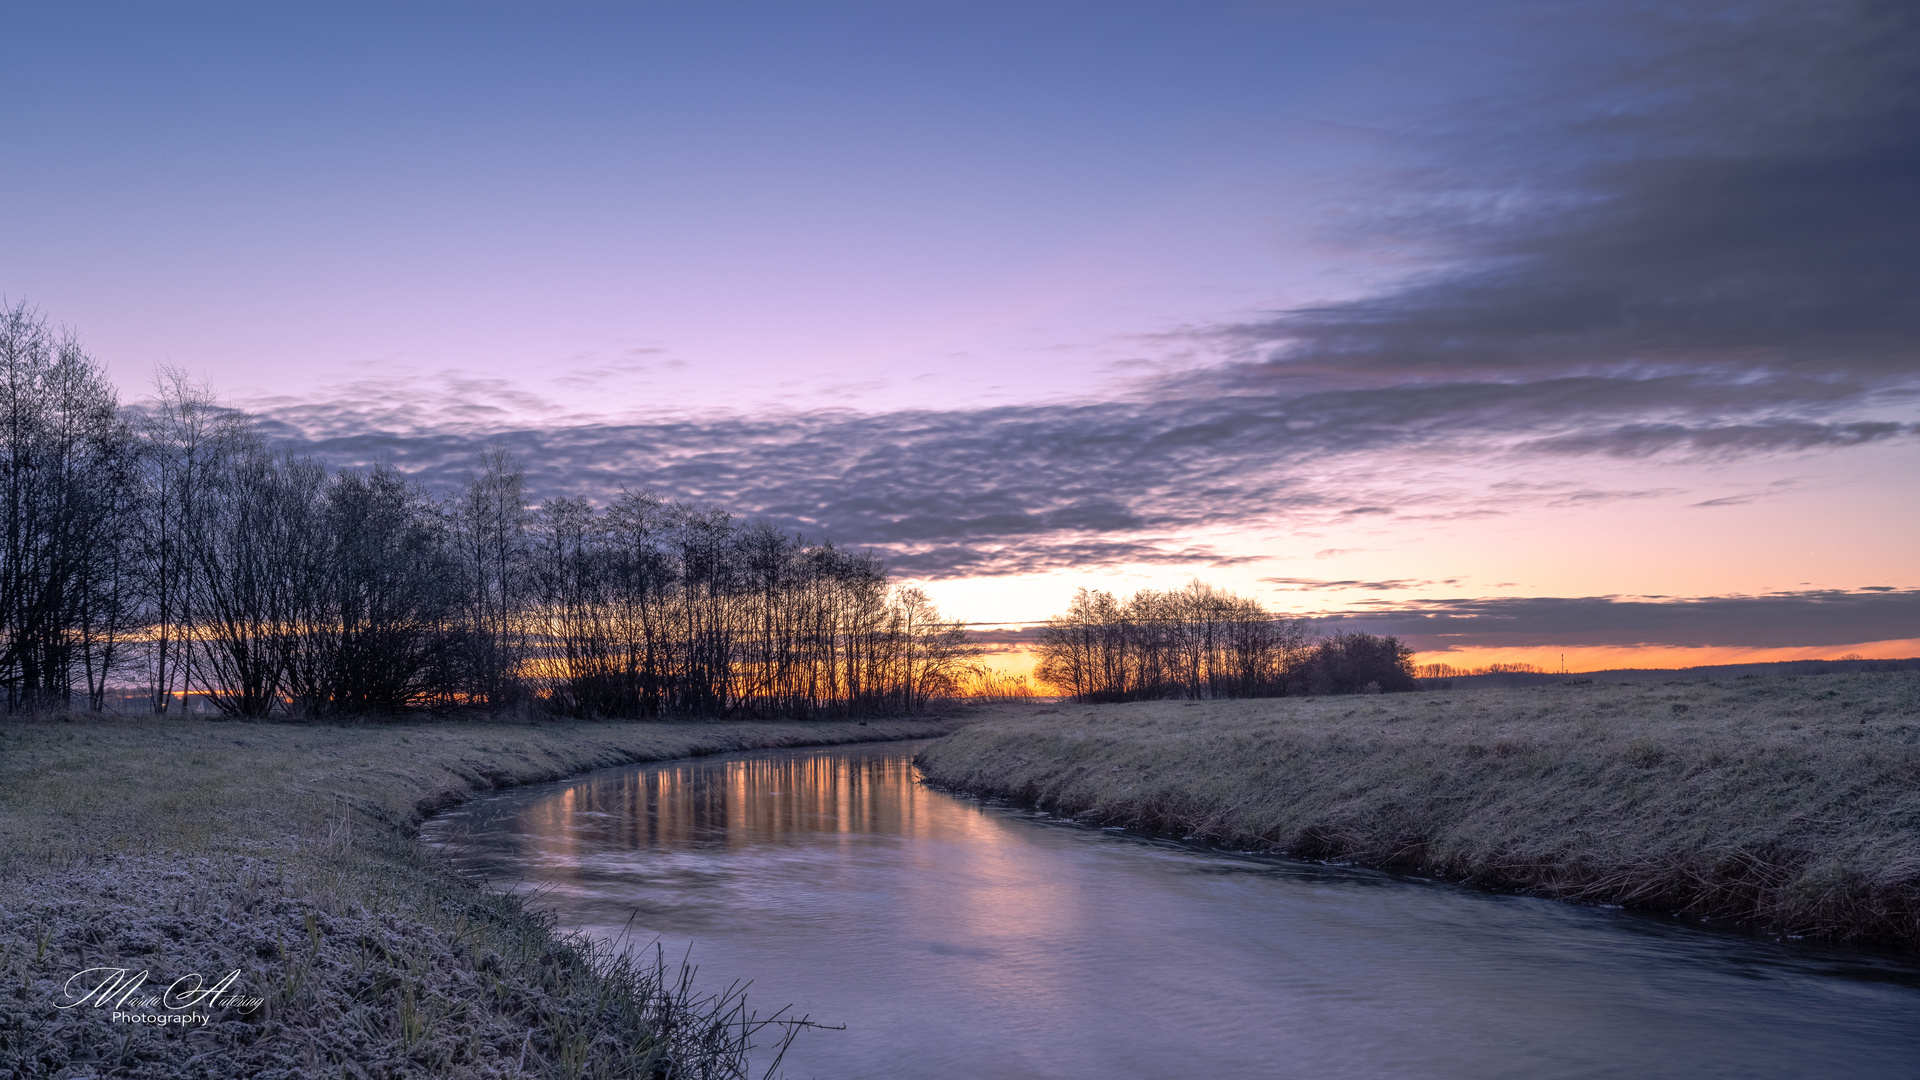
top-left (1417, 655), bottom-right (1920, 689)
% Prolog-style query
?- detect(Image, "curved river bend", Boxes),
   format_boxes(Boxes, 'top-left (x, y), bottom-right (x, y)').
top-left (423, 741), bottom-right (1920, 1080)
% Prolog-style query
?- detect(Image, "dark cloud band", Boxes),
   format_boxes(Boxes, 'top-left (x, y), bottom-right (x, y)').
top-left (1214, 3), bottom-right (1920, 389)
top-left (258, 367), bottom-right (1915, 579)
top-left (1322, 590), bottom-right (1920, 652)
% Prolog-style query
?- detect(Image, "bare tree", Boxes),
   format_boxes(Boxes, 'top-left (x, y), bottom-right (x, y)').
top-left (0, 305), bottom-right (976, 720)
top-left (887, 586), bottom-right (971, 710)
top-left (516, 491), bottom-right (970, 720)
top-left (1302, 632), bottom-right (1417, 694)
top-left (137, 368), bottom-right (247, 713)
top-left (0, 303), bottom-right (139, 711)
top-left (527, 495), bottom-right (616, 717)
top-left (450, 447), bottom-right (529, 708)
top-left (1035, 580), bottom-right (1311, 702)
top-left (190, 441), bottom-right (326, 717)
top-left (282, 465), bottom-right (457, 714)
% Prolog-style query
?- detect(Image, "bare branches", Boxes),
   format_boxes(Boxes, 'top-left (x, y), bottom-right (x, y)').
top-left (1034, 580), bottom-right (1416, 701)
top-left (1035, 581), bottom-right (1312, 702)
top-left (523, 494), bottom-right (971, 719)
top-left (138, 366), bottom-right (249, 713)
top-left (0, 308), bottom-right (971, 719)
top-left (0, 302), bottom-right (139, 710)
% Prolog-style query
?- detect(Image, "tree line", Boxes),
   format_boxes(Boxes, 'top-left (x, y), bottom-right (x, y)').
top-left (0, 304), bottom-right (971, 718)
top-left (1415, 662), bottom-right (1549, 678)
top-left (1033, 581), bottom-right (1417, 701)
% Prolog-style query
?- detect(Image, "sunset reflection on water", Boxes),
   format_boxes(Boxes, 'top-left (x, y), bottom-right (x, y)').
top-left (425, 741), bottom-right (1920, 1080)
top-left (510, 749), bottom-right (974, 853)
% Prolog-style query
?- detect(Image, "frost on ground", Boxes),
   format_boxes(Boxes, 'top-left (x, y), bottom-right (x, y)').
top-left (0, 849), bottom-right (742, 1080)
top-left (0, 717), bottom-right (944, 1079)
top-left (4, 853), bottom-right (521, 1078)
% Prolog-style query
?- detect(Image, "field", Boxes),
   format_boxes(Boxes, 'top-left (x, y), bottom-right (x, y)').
top-left (0, 713), bottom-right (955, 1078)
top-left (917, 671), bottom-right (1920, 947)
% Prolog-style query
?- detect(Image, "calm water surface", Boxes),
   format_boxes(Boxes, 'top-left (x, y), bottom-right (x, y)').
top-left (423, 741), bottom-right (1920, 1079)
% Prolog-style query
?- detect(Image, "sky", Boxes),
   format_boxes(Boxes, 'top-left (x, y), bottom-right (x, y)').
top-left (3, 1), bottom-right (1915, 674)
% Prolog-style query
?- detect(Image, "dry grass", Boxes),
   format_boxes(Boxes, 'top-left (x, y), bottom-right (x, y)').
top-left (0, 713), bottom-right (956, 1078)
top-left (917, 671), bottom-right (1920, 947)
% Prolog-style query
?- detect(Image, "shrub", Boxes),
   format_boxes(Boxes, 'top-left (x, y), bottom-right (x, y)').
top-left (1303, 632), bottom-right (1417, 694)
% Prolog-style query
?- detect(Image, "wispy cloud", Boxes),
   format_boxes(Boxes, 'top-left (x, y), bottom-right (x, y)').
top-left (1519, 422), bottom-right (1912, 459)
top-left (1263, 577), bottom-right (1461, 592)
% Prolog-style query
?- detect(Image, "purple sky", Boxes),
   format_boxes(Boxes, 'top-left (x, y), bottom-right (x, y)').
top-left (4, 1), bottom-right (1916, 668)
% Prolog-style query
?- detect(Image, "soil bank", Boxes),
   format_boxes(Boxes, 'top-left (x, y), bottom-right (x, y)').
top-left (916, 671), bottom-right (1920, 947)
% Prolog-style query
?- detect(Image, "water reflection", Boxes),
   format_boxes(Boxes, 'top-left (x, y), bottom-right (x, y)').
top-left (513, 753), bottom-right (948, 852)
top-left (427, 741), bottom-right (1920, 1080)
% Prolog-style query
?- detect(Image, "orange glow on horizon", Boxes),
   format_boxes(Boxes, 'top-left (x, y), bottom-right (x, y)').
top-left (966, 638), bottom-right (1920, 688)
top-left (1409, 638), bottom-right (1920, 674)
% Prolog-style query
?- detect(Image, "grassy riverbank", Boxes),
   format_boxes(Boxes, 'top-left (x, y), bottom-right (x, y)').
top-left (917, 671), bottom-right (1920, 947)
top-left (0, 714), bottom-right (956, 1078)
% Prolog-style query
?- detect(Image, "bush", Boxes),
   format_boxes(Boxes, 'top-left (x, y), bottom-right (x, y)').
top-left (1303, 632), bottom-right (1417, 694)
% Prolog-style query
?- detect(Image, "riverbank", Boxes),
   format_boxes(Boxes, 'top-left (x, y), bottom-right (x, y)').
top-left (0, 714), bottom-right (958, 1078)
top-left (916, 671), bottom-right (1920, 947)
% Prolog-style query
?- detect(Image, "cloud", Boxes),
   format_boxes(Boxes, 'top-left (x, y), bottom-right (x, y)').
top-left (1263, 577), bottom-right (1460, 592)
top-left (924, 590), bottom-right (1920, 656)
top-left (963, 626), bottom-right (1052, 650)
top-left (1542, 487), bottom-right (1677, 507)
top-left (256, 365), bottom-right (1916, 580)
top-left (1519, 421), bottom-right (1912, 459)
top-left (1208, 1), bottom-right (1920, 406)
top-left (248, 3), bottom-right (1919, 583)
top-left (1319, 590), bottom-right (1920, 651)
top-left (262, 393), bottom-right (1369, 576)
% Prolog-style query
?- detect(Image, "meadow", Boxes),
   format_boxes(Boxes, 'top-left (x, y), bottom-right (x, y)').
top-left (917, 670), bottom-right (1920, 947)
top-left (0, 714), bottom-right (954, 1078)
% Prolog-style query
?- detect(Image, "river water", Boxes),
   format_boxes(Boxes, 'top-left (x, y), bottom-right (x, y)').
top-left (422, 740), bottom-right (1920, 1079)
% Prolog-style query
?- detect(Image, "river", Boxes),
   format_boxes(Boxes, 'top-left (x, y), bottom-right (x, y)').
top-left (422, 740), bottom-right (1920, 1079)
